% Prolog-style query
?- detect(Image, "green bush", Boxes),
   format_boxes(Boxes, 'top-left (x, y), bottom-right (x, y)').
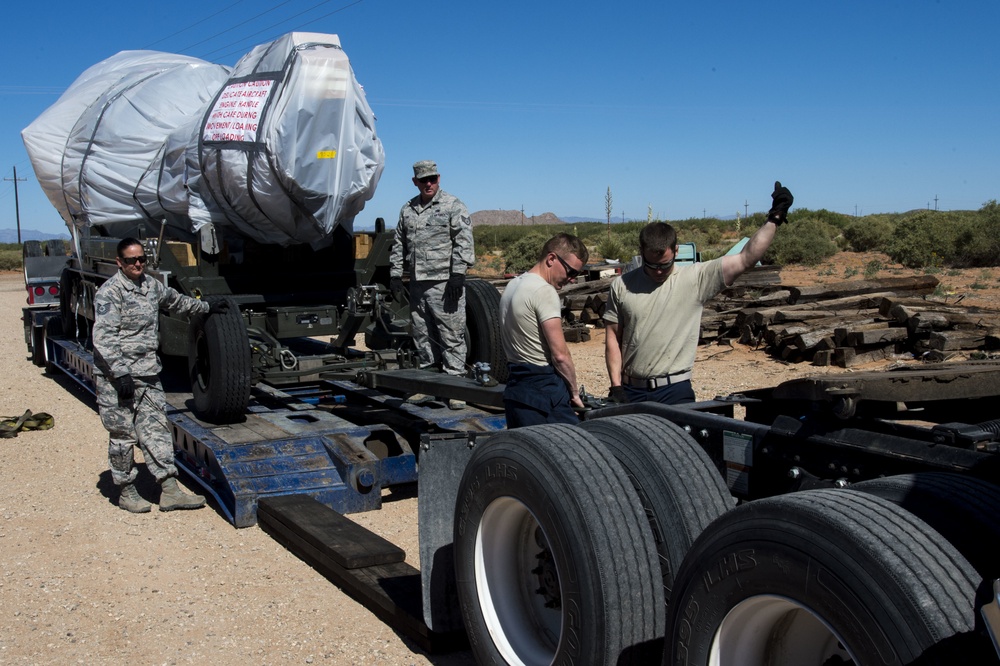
top-left (863, 259), bottom-right (884, 280)
top-left (763, 218), bottom-right (839, 265)
top-left (844, 215), bottom-right (895, 252)
top-left (502, 233), bottom-right (550, 274)
top-left (955, 200), bottom-right (1000, 267)
top-left (885, 212), bottom-right (959, 268)
top-left (596, 236), bottom-right (626, 263)
top-left (0, 243), bottom-right (22, 271)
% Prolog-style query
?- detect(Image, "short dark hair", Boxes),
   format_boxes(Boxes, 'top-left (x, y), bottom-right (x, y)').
top-left (638, 222), bottom-right (677, 254)
top-left (539, 233), bottom-right (589, 265)
top-left (117, 237), bottom-right (143, 258)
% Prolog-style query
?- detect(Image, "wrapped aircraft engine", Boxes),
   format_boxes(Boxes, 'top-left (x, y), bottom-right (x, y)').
top-left (22, 32), bottom-right (384, 247)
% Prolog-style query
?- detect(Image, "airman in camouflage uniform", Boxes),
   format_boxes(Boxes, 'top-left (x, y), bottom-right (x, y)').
top-left (389, 160), bottom-right (475, 381)
top-left (93, 238), bottom-right (227, 513)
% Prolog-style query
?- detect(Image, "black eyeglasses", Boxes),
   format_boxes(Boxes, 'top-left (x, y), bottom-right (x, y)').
top-left (418, 175), bottom-right (439, 184)
top-left (554, 254), bottom-right (582, 278)
top-left (642, 258), bottom-right (674, 272)
top-left (121, 255), bottom-right (148, 266)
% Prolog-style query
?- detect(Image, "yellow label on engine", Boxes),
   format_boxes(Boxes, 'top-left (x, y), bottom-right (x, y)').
top-left (316, 150), bottom-right (338, 159)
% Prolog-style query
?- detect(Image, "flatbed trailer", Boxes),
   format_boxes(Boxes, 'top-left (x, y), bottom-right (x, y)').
top-left (26, 295), bottom-right (1000, 663)
top-left (256, 359), bottom-right (1000, 664)
top-left (23, 305), bottom-right (506, 528)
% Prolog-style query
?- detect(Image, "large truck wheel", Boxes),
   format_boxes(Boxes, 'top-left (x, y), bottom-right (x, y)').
top-left (851, 472), bottom-right (1000, 579)
top-left (22, 240), bottom-right (43, 258)
top-left (578, 414), bottom-right (732, 603)
top-left (455, 424), bottom-right (664, 665)
top-left (464, 278), bottom-right (508, 383)
top-left (665, 489), bottom-right (980, 665)
top-left (188, 297), bottom-right (251, 424)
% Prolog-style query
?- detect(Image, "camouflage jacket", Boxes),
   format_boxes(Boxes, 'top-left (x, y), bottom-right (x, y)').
top-left (390, 189), bottom-right (475, 281)
top-left (92, 270), bottom-right (209, 378)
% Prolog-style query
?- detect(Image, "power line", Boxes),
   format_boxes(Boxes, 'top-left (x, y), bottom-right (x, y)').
top-left (140, 0), bottom-right (250, 50)
top-left (175, 0), bottom-right (299, 55)
top-left (197, 0), bottom-right (365, 63)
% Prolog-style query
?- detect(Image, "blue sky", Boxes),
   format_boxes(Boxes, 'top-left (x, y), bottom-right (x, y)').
top-left (1, 0), bottom-right (997, 236)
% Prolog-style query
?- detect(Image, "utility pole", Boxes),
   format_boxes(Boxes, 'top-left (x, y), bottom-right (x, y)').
top-left (744, 200), bottom-right (749, 218)
top-left (934, 195), bottom-right (939, 211)
top-left (4, 166), bottom-right (26, 244)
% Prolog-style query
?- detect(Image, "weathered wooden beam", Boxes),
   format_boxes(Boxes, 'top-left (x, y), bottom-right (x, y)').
top-left (927, 330), bottom-right (986, 351)
top-left (845, 327), bottom-right (909, 346)
top-left (786, 275), bottom-right (938, 304)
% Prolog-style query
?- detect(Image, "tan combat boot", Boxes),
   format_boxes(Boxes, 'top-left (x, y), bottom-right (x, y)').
top-left (159, 477), bottom-right (206, 511)
top-left (119, 483), bottom-right (152, 513)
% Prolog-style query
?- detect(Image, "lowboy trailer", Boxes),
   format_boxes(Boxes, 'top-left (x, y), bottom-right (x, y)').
top-left (24, 295), bottom-right (1000, 664)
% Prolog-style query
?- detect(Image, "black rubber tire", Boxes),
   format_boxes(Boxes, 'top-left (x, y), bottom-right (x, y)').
top-left (455, 424), bottom-right (665, 665)
top-left (22, 240), bottom-right (43, 258)
top-left (30, 324), bottom-right (45, 367)
top-left (188, 297), bottom-right (251, 424)
top-left (464, 278), bottom-right (508, 383)
top-left (851, 472), bottom-right (1000, 579)
top-left (578, 414), bottom-right (732, 604)
top-left (59, 268), bottom-right (89, 340)
top-left (45, 239), bottom-right (68, 256)
top-left (664, 489), bottom-right (980, 665)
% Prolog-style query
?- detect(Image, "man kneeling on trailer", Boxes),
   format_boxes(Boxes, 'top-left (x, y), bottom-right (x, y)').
top-left (93, 237), bottom-right (229, 513)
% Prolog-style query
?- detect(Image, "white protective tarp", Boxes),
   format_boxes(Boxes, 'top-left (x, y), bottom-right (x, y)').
top-left (22, 32), bottom-right (384, 247)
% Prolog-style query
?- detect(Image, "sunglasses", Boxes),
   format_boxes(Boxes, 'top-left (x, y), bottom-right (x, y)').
top-left (642, 258), bottom-right (675, 272)
top-left (121, 255), bottom-right (148, 266)
top-left (418, 175), bottom-right (439, 184)
top-left (555, 254), bottom-right (582, 278)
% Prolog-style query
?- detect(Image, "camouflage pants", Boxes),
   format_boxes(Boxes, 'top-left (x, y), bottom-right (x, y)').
top-left (409, 280), bottom-right (467, 376)
top-left (96, 374), bottom-right (177, 486)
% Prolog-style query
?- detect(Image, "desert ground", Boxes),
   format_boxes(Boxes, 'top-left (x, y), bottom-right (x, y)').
top-left (1, 252), bottom-right (998, 665)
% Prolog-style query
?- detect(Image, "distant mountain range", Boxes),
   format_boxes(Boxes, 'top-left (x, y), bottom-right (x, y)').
top-left (1, 228), bottom-right (69, 243)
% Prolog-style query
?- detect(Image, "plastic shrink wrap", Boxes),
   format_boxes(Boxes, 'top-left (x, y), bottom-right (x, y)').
top-left (22, 32), bottom-right (384, 247)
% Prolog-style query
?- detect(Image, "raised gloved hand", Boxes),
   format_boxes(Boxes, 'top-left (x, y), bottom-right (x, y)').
top-left (608, 385), bottom-right (628, 404)
top-left (112, 374), bottom-right (135, 401)
top-left (767, 181), bottom-right (794, 225)
top-left (445, 273), bottom-right (465, 301)
top-left (389, 277), bottom-right (406, 302)
top-left (208, 300), bottom-right (230, 316)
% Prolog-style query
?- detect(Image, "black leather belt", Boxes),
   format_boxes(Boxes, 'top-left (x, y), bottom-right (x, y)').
top-left (623, 370), bottom-right (692, 389)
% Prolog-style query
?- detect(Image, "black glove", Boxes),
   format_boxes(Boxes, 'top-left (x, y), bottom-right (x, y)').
top-left (608, 385), bottom-right (628, 404)
top-left (112, 374), bottom-right (135, 401)
top-left (389, 277), bottom-right (406, 302)
top-left (445, 273), bottom-right (465, 301)
top-left (208, 300), bottom-right (230, 316)
top-left (767, 181), bottom-right (794, 225)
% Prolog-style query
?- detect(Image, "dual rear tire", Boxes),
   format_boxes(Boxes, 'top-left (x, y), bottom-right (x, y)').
top-left (455, 416), bottom-right (993, 665)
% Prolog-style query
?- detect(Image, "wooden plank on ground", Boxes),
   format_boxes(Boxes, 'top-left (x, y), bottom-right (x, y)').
top-left (845, 327), bottom-right (909, 346)
top-left (786, 275), bottom-right (938, 304)
top-left (258, 495), bottom-right (467, 654)
top-left (928, 330), bottom-right (986, 351)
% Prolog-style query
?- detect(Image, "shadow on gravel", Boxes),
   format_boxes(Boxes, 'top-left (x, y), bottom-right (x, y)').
top-left (97, 464), bottom-right (157, 507)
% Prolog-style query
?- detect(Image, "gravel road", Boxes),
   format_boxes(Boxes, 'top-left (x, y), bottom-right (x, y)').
top-left (0, 271), bottom-right (476, 666)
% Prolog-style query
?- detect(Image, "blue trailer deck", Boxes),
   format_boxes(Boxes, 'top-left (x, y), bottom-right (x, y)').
top-left (25, 306), bottom-right (507, 527)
